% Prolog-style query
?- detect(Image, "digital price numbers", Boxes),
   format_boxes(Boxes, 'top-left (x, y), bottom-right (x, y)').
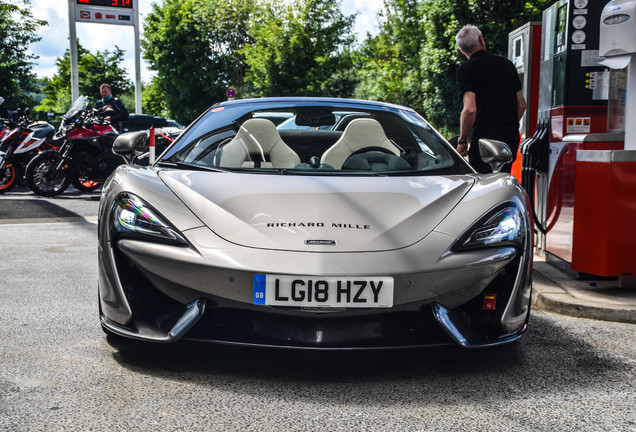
top-left (76, 0), bottom-right (133, 8)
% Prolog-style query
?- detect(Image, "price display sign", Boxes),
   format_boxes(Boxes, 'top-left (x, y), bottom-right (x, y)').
top-left (74, 0), bottom-right (135, 25)
top-left (69, 0), bottom-right (141, 112)
top-left (76, 0), bottom-right (133, 8)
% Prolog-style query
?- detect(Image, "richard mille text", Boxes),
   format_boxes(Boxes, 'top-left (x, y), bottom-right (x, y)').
top-left (266, 222), bottom-right (370, 229)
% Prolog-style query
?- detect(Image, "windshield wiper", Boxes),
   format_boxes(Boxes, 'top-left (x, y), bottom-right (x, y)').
top-left (155, 161), bottom-right (177, 168)
top-left (173, 161), bottom-right (226, 172)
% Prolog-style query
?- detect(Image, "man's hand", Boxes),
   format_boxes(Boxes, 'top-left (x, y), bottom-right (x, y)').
top-left (457, 142), bottom-right (468, 156)
top-left (100, 105), bottom-right (115, 122)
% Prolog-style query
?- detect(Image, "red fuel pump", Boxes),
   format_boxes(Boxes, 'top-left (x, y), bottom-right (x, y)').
top-left (513, 0), bottom-right (628, 276)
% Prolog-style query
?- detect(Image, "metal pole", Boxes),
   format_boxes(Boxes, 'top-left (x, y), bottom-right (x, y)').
top-left (149, 126), bottom-right (155, 165)
top-left (68, 0), bottom-right (79, 103)
top-left (133, 4), bottom-right (142, 114)
top-left (625, 58), bottom-right (636, 150)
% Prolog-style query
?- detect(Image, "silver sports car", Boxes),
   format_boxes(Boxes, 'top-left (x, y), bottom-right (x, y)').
top-left (98, 97), bottom-right (533, 349)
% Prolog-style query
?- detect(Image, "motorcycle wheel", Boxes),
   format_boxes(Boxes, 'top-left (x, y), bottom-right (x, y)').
top-left (0, 164), bottom-right (18, 194)
top-left (25, 152), bottom-right (70, 197)
top-left (72, 177), bottom-right (101, 192)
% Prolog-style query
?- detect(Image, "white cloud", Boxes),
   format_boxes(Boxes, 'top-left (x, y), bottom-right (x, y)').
top-left (342, 0), bottom-right (384, 42)
top-left (28, 0), bottom-right (155, 81)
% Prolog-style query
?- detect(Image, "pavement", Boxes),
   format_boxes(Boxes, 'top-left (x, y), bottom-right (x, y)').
top-left (532, 255), bottom-right (636, 324)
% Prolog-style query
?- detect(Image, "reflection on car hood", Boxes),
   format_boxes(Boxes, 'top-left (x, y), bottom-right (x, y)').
top-left (158, 171), bottom-right (474, 252)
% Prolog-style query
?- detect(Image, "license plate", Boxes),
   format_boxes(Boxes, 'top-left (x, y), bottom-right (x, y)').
top-left (253, 274), bottom-right (394, 308)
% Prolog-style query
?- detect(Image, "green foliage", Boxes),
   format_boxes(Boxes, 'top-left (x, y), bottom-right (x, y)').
top-left (142, 77), bottom-right (168, 117)
top-left (354, 0), bottom-right (425, 108)
top-left (142, 0), bottom-right (255, 123)
top-left (356, 0), bottom-right (552, 137)
top-left (6, 0), bottom-right (557, 129)
top-left (240, 0), bottom-right (356, 97)
top-left (194, 0), bottom-right (254, 89)
top-left (36, 42), bottom-right (132, 113)
top-left (0, 0), bottom-right (47, 109)
top-left (141, 0), bottom-right (355, 120)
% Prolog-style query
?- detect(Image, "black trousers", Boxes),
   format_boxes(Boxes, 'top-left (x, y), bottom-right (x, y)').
top-left (469, 125), bottom-right (520, 174)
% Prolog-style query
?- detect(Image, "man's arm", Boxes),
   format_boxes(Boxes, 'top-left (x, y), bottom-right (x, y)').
top-left (108, 98), bottom-right (129, 122)
top-left (457, 91), bottom-right (476, 157)
top-left (516, 90), bottom-right (526, 121)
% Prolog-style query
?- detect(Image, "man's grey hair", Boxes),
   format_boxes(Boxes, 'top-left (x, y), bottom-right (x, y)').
top-left (456, 25), bottom-right (482, 54)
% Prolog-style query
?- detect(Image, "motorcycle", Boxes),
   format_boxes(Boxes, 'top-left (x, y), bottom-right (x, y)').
top-left (25, 96), bottom-right (176, 197)
top-left (0, 108), bottom-right (61, 193)
top-left (25, 96), bottom-right (122, 197)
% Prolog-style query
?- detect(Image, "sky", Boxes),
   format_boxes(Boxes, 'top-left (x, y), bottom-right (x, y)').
top-left (26, 0), bottom-right (384, 83)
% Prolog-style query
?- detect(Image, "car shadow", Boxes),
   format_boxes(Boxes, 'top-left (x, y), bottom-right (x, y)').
top-left (0, 198), bottom-right (79, 220)
top-left (107, 311), bottom-right (629, 406)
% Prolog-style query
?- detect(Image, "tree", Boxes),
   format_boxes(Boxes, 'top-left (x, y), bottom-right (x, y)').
top-left (240, 0), bottom-right (356, 97)
top-left (36, 42), bottom-right (132, 113)
top-left (355, 0), bottom-right (553, 137)
top-left (142, 0), bottom-right (255, 123)
top-left (417, 0), bottom-right (555, 135)
top-left (354, 0), bottom-right (425, 109)
top-left (142, 76), bottom-right (168, 117)
top-left (0, 0), bottom-right (47, 109)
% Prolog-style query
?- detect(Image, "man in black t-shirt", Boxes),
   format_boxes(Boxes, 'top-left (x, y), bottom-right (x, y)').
top-left (455, 25), bottom-right (526, 173)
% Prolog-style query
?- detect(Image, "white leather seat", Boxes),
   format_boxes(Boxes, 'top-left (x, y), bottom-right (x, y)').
top-left (220, 118), bottom-right (300, 169)
top-left (320, 118), bottom-right (401, 169)
top-left (216, 135), bottom-right (251, 168)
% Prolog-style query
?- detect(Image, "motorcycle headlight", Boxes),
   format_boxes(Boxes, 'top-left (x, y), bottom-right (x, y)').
top-left (453, 203), bottom-right (526, 250)
top-left (111, 193), bottom-right (187, 245)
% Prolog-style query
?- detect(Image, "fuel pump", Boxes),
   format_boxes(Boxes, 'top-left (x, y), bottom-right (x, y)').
top-left (513, 0), bottom-right (636, 283)
top-left (529, 0), bottom-right (628, 274)
top-left (569, 0), bottom-right (636, 287)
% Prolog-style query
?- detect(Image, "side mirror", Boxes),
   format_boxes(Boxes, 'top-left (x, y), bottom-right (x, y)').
top-left (478, 139), bottom-right (512, 173)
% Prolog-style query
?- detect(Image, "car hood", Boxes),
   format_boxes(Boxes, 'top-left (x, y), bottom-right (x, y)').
top-left (158, 171), bottom-right (474, 252)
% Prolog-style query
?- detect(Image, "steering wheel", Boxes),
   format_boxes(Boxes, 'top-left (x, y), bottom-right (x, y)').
top-left (342, 146), bottom-right (410, 171)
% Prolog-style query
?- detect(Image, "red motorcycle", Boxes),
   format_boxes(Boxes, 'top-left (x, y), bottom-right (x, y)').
top-left (25, 96), bottom-right (120, 197)
top-left (0, 108), bottom-right (61, 193)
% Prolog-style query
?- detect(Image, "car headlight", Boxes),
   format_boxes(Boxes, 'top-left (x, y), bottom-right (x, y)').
top-left (111, 193), bottom-right (187, 245)
top-left (454, 203), bottom-right (526, 250)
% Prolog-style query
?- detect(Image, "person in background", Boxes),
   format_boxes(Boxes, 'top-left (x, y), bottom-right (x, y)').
top-left (94, 83), bottom-right (129, 124)
top-left (0, 96), bottom-right (9, 119)
top-left (455, 25), bottom-right (526, 173)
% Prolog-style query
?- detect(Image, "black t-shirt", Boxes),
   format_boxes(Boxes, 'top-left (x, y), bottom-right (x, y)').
top-left (456, 50), bottom-right (522, 131)
top-left (94, 96), bottom-right (129, 123)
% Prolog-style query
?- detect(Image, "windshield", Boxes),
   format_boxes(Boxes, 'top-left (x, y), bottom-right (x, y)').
top-left (64, 96), bottom-right (89, 120)
top-left (161, 100), bottom-right (473, 176)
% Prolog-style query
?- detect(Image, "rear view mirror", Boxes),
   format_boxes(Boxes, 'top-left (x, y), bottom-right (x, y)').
top-left (295, 109), bottom-right (336, 127)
